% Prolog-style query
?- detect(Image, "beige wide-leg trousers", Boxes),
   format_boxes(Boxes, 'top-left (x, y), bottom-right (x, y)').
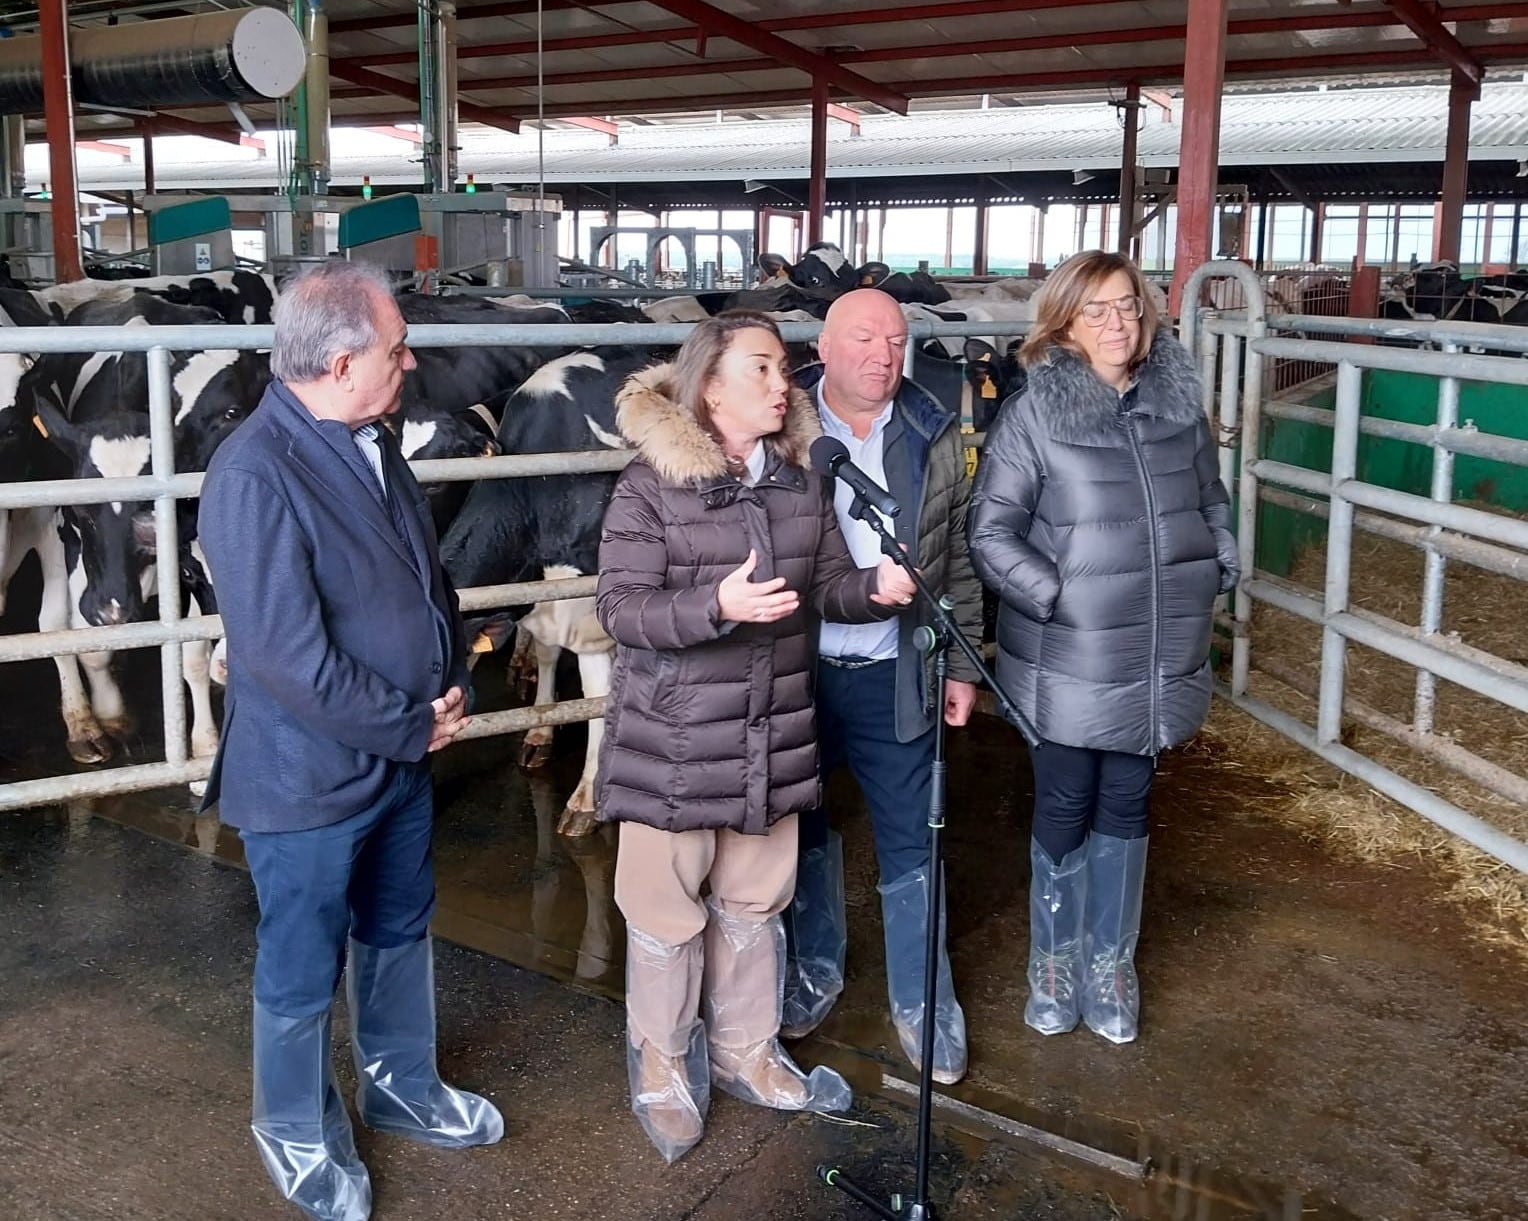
top-left (616, 815), bottom-right (798, 1055)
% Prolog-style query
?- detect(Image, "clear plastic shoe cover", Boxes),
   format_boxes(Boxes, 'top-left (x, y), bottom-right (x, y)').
top-left (625, 925), bottom-right (709, 1163)
top-left (1025, 838), bottom-right (1089, 1036)
top-left (781, 830), bottom-right (848, 1039)
top-left (878, 866), bottom-right (968, 1084)
top-left (251, 1005), bottom-right (372, 1221)
top-left (627, 1020), bottom-right (710, 1163)
top-left (1081, 834), bottom-right (1149, 1045)
top-left (346, 936), bottom-right (504, 1148)
top-left (703, 896), bottom-right (852, 1113)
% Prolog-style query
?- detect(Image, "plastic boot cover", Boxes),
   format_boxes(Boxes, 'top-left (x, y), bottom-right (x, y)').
top-left (1025, 838), bottom-right (1089, 1036)
top-left (703, 896), bottom-right (852, 1114)
top-left (1081, 834), bottom-right (1149, 1045)
top-left (347, 936), bottom-right (504, 1148)
top-left (627, 1019), bottom-right (710, 1164)
top-left (781, 830), bottom-right (848, 1039)
top-left (878, 867), bottom-right (968, 1085)
top-left (251, 1004), bottom-right (371, 1221)
top-left (626, 926), bottom-right (709, 1163)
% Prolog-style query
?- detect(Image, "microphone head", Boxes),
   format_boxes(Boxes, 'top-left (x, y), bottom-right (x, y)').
top-left (809, 435), bottom-right (849, 475)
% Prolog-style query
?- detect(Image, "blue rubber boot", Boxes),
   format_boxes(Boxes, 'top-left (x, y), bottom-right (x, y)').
top-left (347, 936), bottom-right (504, 1147)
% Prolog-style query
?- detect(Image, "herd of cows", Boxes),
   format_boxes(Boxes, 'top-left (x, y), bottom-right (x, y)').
top-left (0, 245), bottom-right (1521, 827)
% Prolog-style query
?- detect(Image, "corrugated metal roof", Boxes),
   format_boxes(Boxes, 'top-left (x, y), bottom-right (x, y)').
top-left (46, 81), bottom-right (1528, 193)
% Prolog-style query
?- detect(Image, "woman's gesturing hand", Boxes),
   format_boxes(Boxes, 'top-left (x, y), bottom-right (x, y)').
top-left (717, 549), bottom-right (800, 624)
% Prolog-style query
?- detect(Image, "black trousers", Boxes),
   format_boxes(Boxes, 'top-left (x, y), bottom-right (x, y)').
top-left (1026, 738), bottom-right (1155, 863)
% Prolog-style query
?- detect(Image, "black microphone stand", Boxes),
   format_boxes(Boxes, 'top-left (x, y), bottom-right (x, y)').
top-left (817, 492), bottom-right (1039, 1221)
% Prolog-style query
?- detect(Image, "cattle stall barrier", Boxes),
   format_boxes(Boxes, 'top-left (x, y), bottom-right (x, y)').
top-left (0, 316), bottom-right (1011, 814)
top-left (1185, 260), bottom-right (1528, 875)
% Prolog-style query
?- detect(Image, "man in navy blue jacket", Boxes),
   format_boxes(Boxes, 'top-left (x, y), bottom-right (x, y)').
top-left (199, 261), bottom-right (501, 1221)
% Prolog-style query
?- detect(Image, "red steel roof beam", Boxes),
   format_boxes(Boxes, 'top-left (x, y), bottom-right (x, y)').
top-left (572, 0), bottom-right (908, 112)
top-left (366, 125), bottom-right (425, 144)
top-left (330, 0), bottom-right (584, 35)
top-left (144, 113), bottom-right (246, 145)
top-left (78, 140), bottom-right (132, 160)
top-left (1170, 0), bottom-right (1229, 316)
top-left (329, 60), bottom-right (522, 132)
top-left (1383, 0), bottom-right (1484, 84)
top-left (38, 0), bottom-right (83, 283)
top-left (826, 103), bottom-right (861, 134)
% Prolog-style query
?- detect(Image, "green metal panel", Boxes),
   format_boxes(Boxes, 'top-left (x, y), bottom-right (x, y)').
top-left (1255, 370), bottom-right (1528, 577)
top-left (147, 196), bottom-right (231, 246)
top-left (337, 193), bottom-right (421, 249)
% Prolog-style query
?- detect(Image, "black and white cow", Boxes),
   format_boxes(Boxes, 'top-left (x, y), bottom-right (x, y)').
top-left (441, 345), bottom-right (667, 832)
top-left (12, 295), bottom-right (264, 772)
top-left (36, 269), bottom-right (277, 325)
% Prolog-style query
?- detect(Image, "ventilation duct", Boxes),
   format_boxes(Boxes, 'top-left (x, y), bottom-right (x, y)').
top-left (0, 8), bottom-right (306, 114)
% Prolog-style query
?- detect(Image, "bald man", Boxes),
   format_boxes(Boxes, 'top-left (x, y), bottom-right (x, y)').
top-left (786, 288), bottom-right (983, 1085)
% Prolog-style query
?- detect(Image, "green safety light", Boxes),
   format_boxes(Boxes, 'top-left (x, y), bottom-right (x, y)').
top-left (37, 182), bottom-right (49, 200)
top-left (362, 174), bottom-right (373, 200)
top-left (464, 173), bottom-right (476, 194)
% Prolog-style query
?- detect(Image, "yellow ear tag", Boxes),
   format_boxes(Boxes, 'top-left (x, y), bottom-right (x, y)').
top-left (981, 379), bottom-right (998, 399)
top-left (471, 632), bottom-right (495, 654)
top-left (32, 414), bottom-right (48, 438)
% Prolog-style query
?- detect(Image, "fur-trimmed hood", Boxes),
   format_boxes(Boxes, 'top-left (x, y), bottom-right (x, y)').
top-left (1025, 330), bottom-right (1203, 445)
top-left (614, 361), bottom-right (821, 484)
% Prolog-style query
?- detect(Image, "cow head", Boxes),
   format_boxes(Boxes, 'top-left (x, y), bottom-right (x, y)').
top-left (172, 349), bottom-right (267, 473)
top-left (35, 398), bottom-right (154, 627)
top-left (789, 242), bottom-right (860, 297)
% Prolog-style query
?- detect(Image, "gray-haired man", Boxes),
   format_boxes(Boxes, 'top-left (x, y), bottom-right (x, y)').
top-left (199, 262), bottom-right (501, 1221)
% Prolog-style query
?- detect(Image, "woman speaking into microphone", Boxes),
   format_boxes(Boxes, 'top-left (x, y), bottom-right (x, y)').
top-left (595, 309), bottom-right (915, 1162)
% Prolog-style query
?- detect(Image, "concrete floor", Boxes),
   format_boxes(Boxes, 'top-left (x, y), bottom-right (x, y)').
top-left (2, 638), bottom-right (1526, 1219)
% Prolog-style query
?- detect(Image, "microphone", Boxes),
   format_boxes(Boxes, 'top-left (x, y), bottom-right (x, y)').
top-left (809, 436), bottom-right (901, 518)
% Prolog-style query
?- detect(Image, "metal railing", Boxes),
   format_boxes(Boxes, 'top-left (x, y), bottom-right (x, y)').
top-left (1186, 261), bottom-right (1528, 875)
top-left (0, 315), bottom-right (1005, 813)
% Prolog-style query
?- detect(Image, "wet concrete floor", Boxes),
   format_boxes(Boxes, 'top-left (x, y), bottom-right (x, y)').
top-left (2, 640), bottom-right (1527, 1219)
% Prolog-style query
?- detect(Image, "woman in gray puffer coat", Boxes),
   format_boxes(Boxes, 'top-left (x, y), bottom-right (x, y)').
top-left (596, 310), bottom-right (914, 1163)
top-left (967, 251), bottom-right (1239, 1046)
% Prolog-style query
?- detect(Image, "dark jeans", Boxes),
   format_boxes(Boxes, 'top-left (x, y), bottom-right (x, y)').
top-left (1027, 739), bottom-right (1155, 864)
top-left (799, 658), bottom-right (934, 883)
top-left (242, 759), bottom-right (437, 1018)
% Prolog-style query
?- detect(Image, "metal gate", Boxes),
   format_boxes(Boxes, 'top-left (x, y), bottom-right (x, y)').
top-left (1185, 261), bottom-right (1528, 875)
top-left (0, 315), bottom-right (1003, 814)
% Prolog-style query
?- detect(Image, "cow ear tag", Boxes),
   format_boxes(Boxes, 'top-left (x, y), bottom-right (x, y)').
top-left (32, 414), bottom-right (48, 438)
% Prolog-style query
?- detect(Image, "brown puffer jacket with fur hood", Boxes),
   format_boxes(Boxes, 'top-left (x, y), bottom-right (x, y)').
top-left (594, 364), bottom-right (893, 835)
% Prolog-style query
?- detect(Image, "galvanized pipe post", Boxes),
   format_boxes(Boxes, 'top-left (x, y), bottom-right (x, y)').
top-left (1414, 347), bottom-right (1460, 735)
top-left (437, 0), bottom-right (458, 191)
top-left (1316, 360), bottom-right (1363, 747)
top-left (37, 0), bottom-right (85, 283)
top-left (147, 345), bottom-right (187, 767)
top-left (295, 0), bottom-right (331, 197)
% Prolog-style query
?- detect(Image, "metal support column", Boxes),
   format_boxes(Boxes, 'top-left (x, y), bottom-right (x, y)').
top-left (418, 0), bottom-right (457, 192)
top-left (973, 179), bottom-right (989, 276)
top-left (1253, 170), bottom-right (1271, 270)
top-left (142, 121), bottom-right (156, 196)
top-left (38, 0), bottom-right (85, 283)
top-left (293, 0), bottom-right (331, 197)
top-left (1435, 69), bottom-right (1477, 264)
top-left (1168, 0), bottom-right (1228, 315)
top-left (1117, 82), bottom-right (1140, 257)
top-left (808, 77), bottom-right (827, 247)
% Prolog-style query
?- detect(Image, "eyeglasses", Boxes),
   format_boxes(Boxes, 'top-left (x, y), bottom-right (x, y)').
top-left (1078, 295), bottom-right (1145, 326)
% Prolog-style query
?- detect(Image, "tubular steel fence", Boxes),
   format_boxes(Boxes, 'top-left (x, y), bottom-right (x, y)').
top-left (1185, 260), bottom-right (1528, 875)
top-left (0, 316), bottom-right (1007, 814)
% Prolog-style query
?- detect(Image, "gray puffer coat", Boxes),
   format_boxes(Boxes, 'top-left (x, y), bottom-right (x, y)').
top-left (967, 333), bottom-right (1239, 757)
top-left (595, 365), bottom-right (891, 835)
